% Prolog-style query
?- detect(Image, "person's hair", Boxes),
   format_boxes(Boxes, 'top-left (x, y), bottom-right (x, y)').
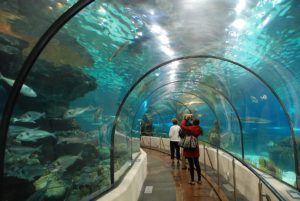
top-left (192, 118), bottom-right (200, 125)
top-left (171, 118), bottom-right (178, 125)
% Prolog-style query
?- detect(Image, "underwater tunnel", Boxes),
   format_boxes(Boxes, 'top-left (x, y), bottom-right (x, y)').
top-left (0, 0), bottom-right (300, 200)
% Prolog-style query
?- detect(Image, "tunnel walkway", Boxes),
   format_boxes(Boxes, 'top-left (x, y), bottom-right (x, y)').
top-left (139, 148), bottom-right (222, 201)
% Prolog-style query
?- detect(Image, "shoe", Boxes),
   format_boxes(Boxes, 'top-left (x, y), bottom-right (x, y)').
top-left (182, 167), bottom-right (187, 170)
top-left (188, 181), bottom-right (195, 185)
top-left (197, 180), bottom-right (202, 184)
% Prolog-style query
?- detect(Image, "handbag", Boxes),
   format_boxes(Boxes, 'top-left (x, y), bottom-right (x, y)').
top-left (179, 135), bottom-right (198, 150)
top-left (178, 129), bottom-right (185, 138)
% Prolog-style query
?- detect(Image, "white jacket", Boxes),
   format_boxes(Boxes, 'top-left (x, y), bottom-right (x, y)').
top-left (169, 125), bottom-right (181, 142)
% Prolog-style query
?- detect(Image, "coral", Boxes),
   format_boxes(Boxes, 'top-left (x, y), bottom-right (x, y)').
top-left (258, 158), bottom-right (282, 179)
top-left (34, 173), bottom-right (66, 199)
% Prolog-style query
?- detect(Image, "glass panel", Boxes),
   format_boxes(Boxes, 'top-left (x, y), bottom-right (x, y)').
top-left (114, 107), bottom-right (132, 181)
top-left (0, 1), bottom-right (74, 129)
top-left (3, 2), bottom-right (115, 200)
top-left (126, 56), bottom-right (295, 186)
top-left (2, 0), bottom-right (300, 197)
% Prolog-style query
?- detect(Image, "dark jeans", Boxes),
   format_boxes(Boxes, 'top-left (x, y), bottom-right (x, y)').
top-left (170, 141), bottom-right (180, 160)
top-left (187, 157), bottom-right (201, 181)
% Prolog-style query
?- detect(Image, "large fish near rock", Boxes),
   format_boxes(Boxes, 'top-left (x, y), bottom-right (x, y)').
top-left (12, 111), bottom-right (45, 123)
top-left (0, 72), bottom-right (37, 97)
top-left (53, 152), bottom-right (83, 172)
top-left (16, 129), bottom-right (56, 143)
top-left (7, 145), bottom-right (42, 155)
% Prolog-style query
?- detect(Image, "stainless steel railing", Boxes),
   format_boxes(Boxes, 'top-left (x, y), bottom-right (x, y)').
top-left (141, 136), bottom-right (285, 201)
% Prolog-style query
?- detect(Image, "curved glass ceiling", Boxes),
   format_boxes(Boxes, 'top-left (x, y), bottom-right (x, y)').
top-left (1, 0), bottom-right (300, 198)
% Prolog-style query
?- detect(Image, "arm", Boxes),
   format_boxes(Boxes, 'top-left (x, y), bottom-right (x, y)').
top-left (181, 119), bottom-right (203, 137)
top-left (180, 119), bottom-right (188, 129)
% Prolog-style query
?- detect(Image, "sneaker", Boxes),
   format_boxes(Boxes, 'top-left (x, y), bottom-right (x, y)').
top-left (182, 166), bottom-right (187, 170)
top-left (188, 181), bottom-right (195, 185)
top-left (197, 180), bottom-right (202, 184)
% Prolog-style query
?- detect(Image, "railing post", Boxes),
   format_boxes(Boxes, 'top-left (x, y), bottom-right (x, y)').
top-left (159, 136), bottom-right (162, 150)
top-left (140, 136), bottom-right (144, 146)
top-left (217, 148), bottom-right (220, 187)
top-left (204, 143), bottom-right (207, 172)
top-left (232, 158), bottom-right (237, 201)
top-left (258, 180), bottom-right (263, 201)
top-left (259, 180), bottom-right (272, 201)
top-left (161, 138), bottom-right (165, 151)
top-left (149, 136), bottom-right (151, 149)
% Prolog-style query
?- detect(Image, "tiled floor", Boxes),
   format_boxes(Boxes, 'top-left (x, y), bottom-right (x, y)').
top-left (139, 148), bottom-right (223, 201)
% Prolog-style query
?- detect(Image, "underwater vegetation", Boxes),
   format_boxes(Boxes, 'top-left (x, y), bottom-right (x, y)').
top-left (258, 158), bottom-right (283, 179)
top-left (246, 157), bottom-right (283, 179)
top-left (4, 127), bottom-right (112, 201)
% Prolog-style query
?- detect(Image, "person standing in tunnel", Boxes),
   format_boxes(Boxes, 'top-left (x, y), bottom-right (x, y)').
top-left (179, 118), bottom-right (192, 170)
top-left (181, 114), bottom-right (203, 185)
top-left (169, 118), bottom-right (181, 165)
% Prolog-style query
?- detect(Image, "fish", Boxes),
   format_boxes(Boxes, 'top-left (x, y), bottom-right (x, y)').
top-left (260, 94), bottom-right (268, 100)
top-left (8, 126), bottom-right (36, 137)
top-left (8, 145), bottom-right (42, 155)
top-left (18, 165), bottom-right (46, 181)
top-left (267, 141), bottom-right (274, 147)
top-left (16, 129), bottom-right (56, 143)
top-left (250, 96), bottom-right (258, 103)
top-left (239, 117), bottom-right (271, 124)
top-left (108, 41), bottom-right (130, 61)
top-left (53, 152), bottom-right (82, 172)
top-left (94, 108), bottom-right (103, 121)
top-left (185, 100), bottom-right (205, 106)
top-left (58, 136), bottom-right (87, 144)
top-left (63, 105), bottom-right (96, 119)
top-left (0, 72), bottom-right (37, 97)
top-left (12, 111), bottom-right (45, 123)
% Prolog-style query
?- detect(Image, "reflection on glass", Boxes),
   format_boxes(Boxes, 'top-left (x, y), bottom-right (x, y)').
top-left (1, 0), bottom-right (300, 199)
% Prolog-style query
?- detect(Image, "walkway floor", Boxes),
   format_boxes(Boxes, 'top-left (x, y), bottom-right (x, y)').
top-left (139, 148), bottom-right (221, 201)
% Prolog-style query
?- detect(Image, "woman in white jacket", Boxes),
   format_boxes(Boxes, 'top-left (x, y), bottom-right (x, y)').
top-left (169, 118), bottom-right (181, 164)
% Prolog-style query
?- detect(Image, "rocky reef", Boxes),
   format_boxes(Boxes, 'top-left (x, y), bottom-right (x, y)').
top-left (0, 31), bottom-right (97, 122)
top-left (4, 128), bottom-right (110, 201)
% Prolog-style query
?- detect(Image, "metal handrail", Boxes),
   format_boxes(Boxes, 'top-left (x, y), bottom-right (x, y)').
top-left (141, 136), bottom-right (286, 201)
top-left (201, 140), bottom-right (286, 201)
top-left (204, 140), bottom-right (285, 201)
top-left (113, 55), bottom-right (298, 188)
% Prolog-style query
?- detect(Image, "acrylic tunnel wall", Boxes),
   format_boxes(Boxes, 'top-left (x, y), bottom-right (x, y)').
top-left (0, 0), bottom-right (300, 200)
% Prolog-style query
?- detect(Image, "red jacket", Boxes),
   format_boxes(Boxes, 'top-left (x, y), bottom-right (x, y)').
top-left (180, 119), bottom-right (203, 158)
